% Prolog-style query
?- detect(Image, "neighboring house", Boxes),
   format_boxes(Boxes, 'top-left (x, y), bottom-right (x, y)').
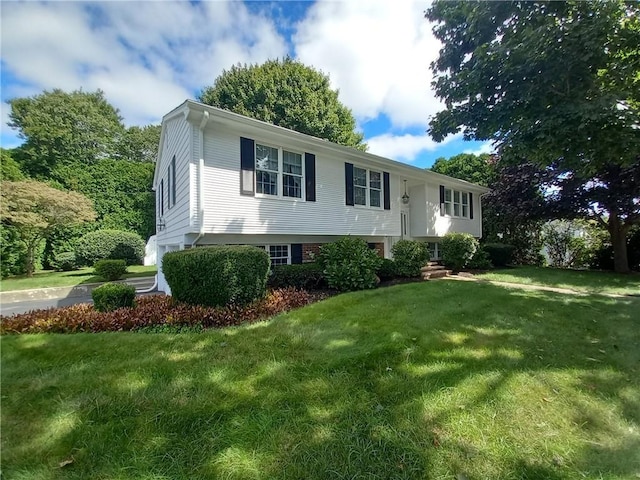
top-left (154, 100), bottom-right (489, 294)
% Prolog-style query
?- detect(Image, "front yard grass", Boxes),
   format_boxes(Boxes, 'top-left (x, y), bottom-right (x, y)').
top-left (0, 265), bottom-right (157, 292)
top-left (2, 281), bottom-right (639, 479)
top-left (476, 266), bottom-right (640, 296)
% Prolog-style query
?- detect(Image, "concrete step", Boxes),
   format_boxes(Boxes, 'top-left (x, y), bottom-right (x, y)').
top-left (421, 269), bottom-right (452, 280)
top-left (421, 264), bottom-right (446, 272)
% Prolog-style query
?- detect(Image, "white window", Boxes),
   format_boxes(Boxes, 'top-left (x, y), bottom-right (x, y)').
top-left (444, 188), bottom-right (470, 218)
top-left (256, 143), bottom-right (303, 199)
top-left (258, 244), bottom-right (290, 266)
top-left (256, 144), bottom-right (279, 196)
top-left (354, 166), bottom-right (383, 208)
top-left (282, 151), bottom-right (303, 198)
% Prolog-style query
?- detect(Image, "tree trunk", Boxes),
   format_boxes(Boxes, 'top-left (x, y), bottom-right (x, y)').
top-left (608, 213), bottom-right (630, 274)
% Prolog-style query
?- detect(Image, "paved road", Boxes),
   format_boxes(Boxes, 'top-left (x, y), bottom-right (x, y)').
top-left (0, 295), bottom-right (98, 316)
top-left (0, 291), bottom-right (160, 317)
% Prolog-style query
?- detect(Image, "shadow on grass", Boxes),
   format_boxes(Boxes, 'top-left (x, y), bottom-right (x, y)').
top-left (2, 281), bottom-right (639, 479)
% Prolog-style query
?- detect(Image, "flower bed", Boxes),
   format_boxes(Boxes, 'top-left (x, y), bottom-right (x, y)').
top-left (1, 288), bottom-right (332, 334)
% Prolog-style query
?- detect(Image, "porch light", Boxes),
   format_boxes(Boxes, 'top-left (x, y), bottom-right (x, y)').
top-left (401, 180), bottom-right (410, 205)
top-left (157, 217), bottom-right (166, 232)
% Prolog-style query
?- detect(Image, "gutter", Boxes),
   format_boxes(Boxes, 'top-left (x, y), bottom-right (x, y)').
top-left (192, 110), bottom-right (209, 248)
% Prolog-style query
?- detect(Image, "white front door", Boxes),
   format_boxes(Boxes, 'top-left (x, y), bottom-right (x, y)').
top-left (400, 210), bottom-right (411, 240)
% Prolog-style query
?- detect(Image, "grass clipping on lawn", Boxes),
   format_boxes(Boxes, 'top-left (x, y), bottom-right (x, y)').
top-left (2, 281), bottom-right (639, 479)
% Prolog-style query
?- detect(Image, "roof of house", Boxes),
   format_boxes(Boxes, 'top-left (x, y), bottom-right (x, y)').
top-left (155, 99), bottom-right (490, 194)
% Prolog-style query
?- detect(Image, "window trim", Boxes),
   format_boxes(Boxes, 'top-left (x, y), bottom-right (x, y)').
top-left (443, 187), bottom-right (471, 219)
top-left (254, 142), bottom-right (305, 201)
top-left (352, 165), bottom-right (383, 209)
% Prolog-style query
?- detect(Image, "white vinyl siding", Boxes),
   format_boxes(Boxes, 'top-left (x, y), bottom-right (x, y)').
top-left (201, 127), bottom-right (398, 236)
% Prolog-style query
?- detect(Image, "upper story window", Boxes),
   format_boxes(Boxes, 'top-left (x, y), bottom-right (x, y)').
top-left (255, 143), bottom-right (303, 199)
top-left (354, 166), bottom-right (382, 208)
top-left (443, 187), bottom-right (470, 218)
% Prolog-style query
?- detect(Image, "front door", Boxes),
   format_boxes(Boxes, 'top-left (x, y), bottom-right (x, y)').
top-left (400, 210), bottom-right (411, 240)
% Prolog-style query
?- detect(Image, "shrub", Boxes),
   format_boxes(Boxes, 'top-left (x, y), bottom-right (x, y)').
top-left (377, 258), bottom-right (397, 281)
top-left (52, 251), bottom-right (78, 272)
top-left (268, 263), bottom-right (326, 290)
top-left (483, 243), bottom-right (515, 267)
top-left (1, 288), bottom-right (327, 334)
top-left (391, 240), bottom-right (430, 277)
top-left (94, 259), bottom-right (128, 281)
top-left (468, 247), bottom-right (492, 270)
top-left (76, 229), bottom-right (145, 266)
top-left (92, 283), bottom-right (136, 312)
top-left (163, 245), bottom-right (270, 307)
top-left (441, 233), bottom-right (478, 271)
top-left (318, 237), bottom-right (382, 291)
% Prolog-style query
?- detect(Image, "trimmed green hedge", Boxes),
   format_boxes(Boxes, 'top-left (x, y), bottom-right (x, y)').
top-left (76, 229), bottom-right (145, 266)
top-left (377, 258), bottom-right (397, 281)
top-left (94, 259), bottom-right (128, 281)
top-left (391, 240), bottom-right (430, 277)
top-left (441, 233), bottom-right (479, 271)
top-left (163, 246), bottom-right (271, 307)
top-left (92, 283), bottom-right (136, 312)
top-left (483, 243), bottom-right (515, 267)
top-left (52, 251), bottom-right (78, 272)
top-left (268, 263), bottom-right (326, 290)
top-left (318, 237), bottom-right (382, 291)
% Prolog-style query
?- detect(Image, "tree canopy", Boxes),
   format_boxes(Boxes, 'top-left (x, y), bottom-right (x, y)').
top-left (8, 89), bottom-right (125, 178)
top-left (1, 181), bottom-right (96, 276)
top-left (431, 153), bottom-right (494, 187)
top-left (426, 0), bottom-right (640, 272)
top-left (198, 58), bottom-right (366, 149)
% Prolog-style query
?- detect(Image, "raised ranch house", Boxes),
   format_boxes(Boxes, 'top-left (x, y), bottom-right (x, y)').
top-left (154, 100), bottom-right (489, 294)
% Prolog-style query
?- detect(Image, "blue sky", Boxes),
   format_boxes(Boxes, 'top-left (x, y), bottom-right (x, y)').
top-left (0, 1), bottom-right (492, 168)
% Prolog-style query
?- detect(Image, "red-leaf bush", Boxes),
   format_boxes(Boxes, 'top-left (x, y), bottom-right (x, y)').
top-left (0, 288), bottom-right (330, 335)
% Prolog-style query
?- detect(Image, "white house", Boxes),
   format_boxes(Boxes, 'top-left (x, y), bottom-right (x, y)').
top-left (153, 100), bottom-right (489, 294)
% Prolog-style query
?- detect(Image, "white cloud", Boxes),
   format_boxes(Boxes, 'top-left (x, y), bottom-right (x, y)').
top-left (367, 132), bottom-right (461, 163)
top-left (0, 1), bottom-right (288, 127)
top-left (294, 0), bottom-right (442, 128)
top-left (463, 142), bottom-right (495, 156)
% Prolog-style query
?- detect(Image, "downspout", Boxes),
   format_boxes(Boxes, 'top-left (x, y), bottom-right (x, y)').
top-left (192, 110), bottom-right (209, 247)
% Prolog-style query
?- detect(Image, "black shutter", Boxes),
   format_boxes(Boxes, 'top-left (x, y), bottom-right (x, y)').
top-left (160, 179), bottom-right (164, 217)
top-left (439, 185), bottom-right (445, 216)
top-left (240, 137), bottom-right (255, 196)
top-left (383, 172), bottom-right (391, 210)
top-left (345, 163), bottom-right (354, 206)
top-left (291, 244), bottom-right (303, 264)
top-left (171, 156), bottom-right (176, 206)
top-left (469, 192), bottom-right (474, 219)
top-left (305, 153), bottom-right (316, 202)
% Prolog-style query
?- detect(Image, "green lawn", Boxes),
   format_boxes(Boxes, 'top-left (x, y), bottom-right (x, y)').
top-left (0, 265), bottom-right (157, 292)
top-left (476, 266), bottom-right (640, 296)
top-left (2, 281), bottom-right (639, 479)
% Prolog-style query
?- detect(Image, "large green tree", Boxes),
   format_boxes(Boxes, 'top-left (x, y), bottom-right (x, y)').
top-left (431, 153), bottom-right (494, 187)
top-left (427, 1), bottom-right (640, 272)
top-left (1, 181), bottom-right (96, 276)
top-left (199, 58), bottom-right (366, 149)
top-left (8, 89), bottom-right (125, 178)
top-left (56, 159), bottom-right (156, 240)
top-left (115, 125), bottom-right (162, 163)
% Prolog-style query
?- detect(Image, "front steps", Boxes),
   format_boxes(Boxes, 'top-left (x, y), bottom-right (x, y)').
top-left (420, 262), bottom-right (452, 280)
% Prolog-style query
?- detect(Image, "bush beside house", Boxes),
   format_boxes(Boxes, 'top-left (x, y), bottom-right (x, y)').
top-left (318, 237), bottom-right (382, 291)
top-left (441, 233), bottom-right (479, 271)
top-left (391, 240), bottom-right (430, 277)
top-left (163, 246), bottom-right (270, 307)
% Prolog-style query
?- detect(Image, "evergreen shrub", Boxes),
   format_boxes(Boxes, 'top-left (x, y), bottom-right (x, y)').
top-left (76, 229), bottom-right (145, 266)
top-left (92, 283), bottom-right (136, 312)
top-left (163, 246), bottom-right (270, 307)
